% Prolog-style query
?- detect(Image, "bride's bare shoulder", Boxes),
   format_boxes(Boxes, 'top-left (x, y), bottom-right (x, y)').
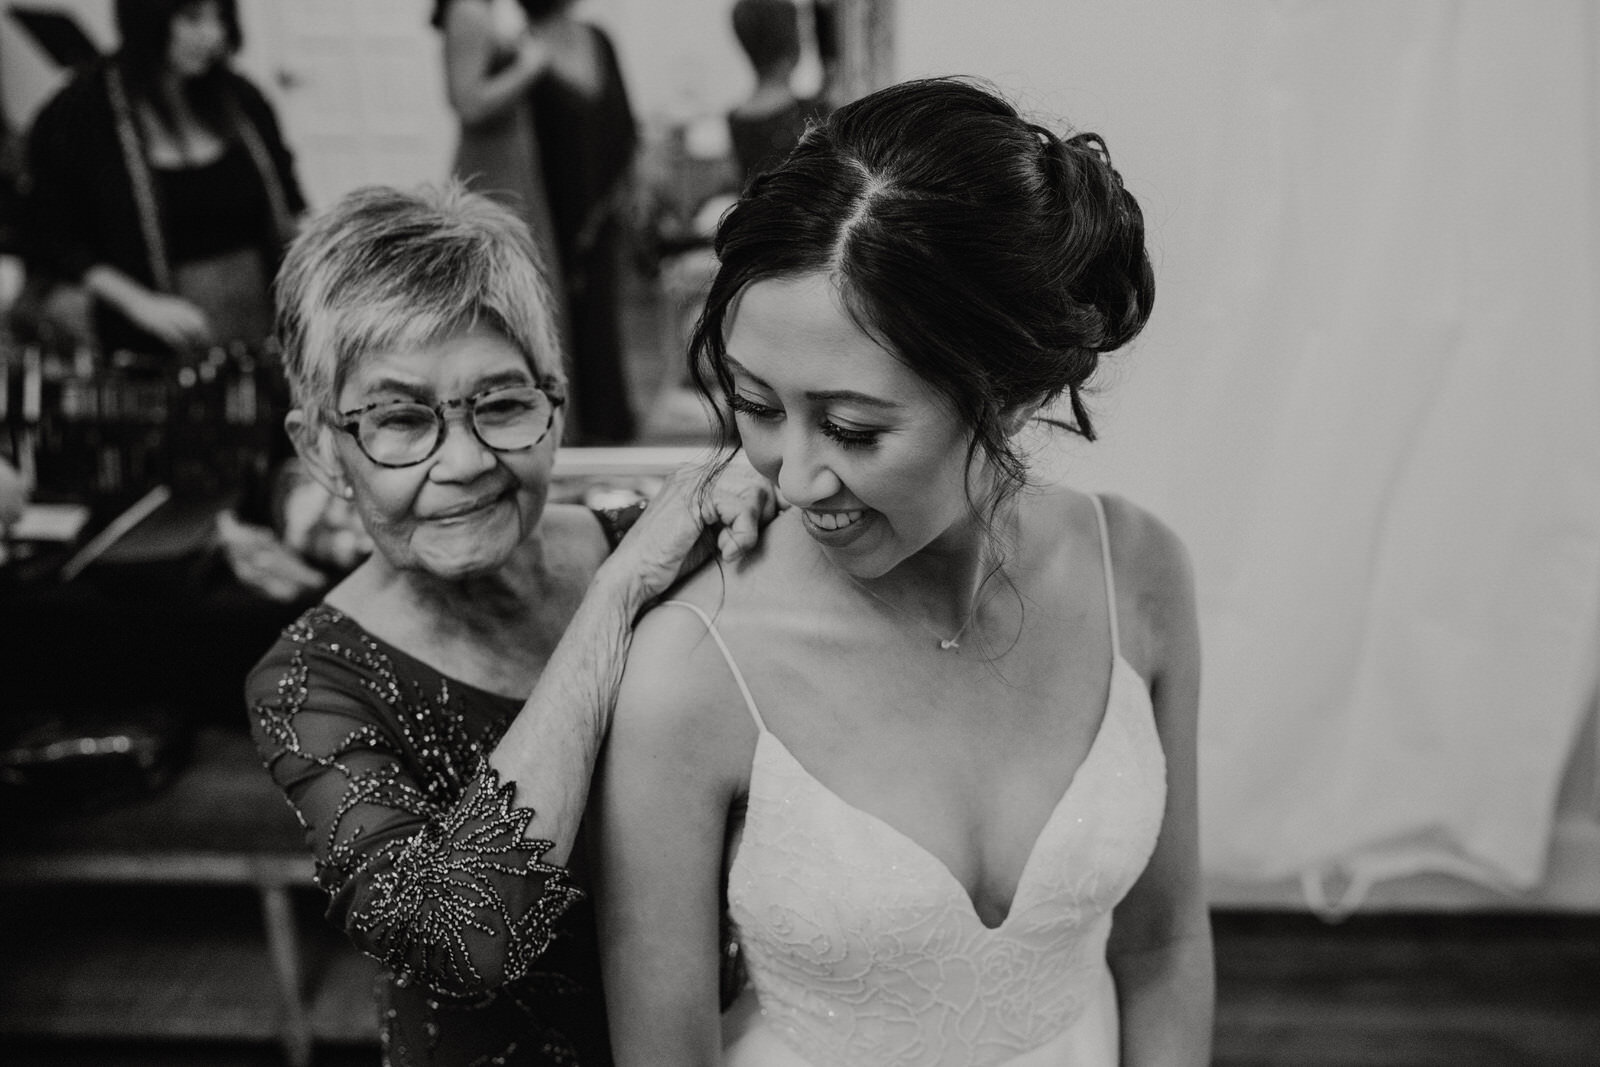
top-left (1022, 484), bottom-right (1188, 585)
top-left (617, 513), bottom-right (806, 735)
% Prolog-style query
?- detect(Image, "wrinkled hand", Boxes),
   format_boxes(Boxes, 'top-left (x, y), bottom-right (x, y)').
top-left (603, 453), bottom-right (780, 610)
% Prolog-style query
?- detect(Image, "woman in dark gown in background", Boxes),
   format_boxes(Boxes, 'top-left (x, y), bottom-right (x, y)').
top-left (432, 0), bottom-right (567, 332)
top-left (526, 0), bottom-right (639, 445)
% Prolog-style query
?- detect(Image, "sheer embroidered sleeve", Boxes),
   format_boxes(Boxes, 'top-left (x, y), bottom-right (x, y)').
top-left (246, 607), bottom-right (582, 998)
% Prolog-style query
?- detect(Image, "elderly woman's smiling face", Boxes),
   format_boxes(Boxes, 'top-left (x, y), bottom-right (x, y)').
top-left (330, 324), bottom-right (562, 581)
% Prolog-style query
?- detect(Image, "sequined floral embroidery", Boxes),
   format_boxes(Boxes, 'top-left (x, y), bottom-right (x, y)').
top-left (248, 604), bottom-right (608, 1065)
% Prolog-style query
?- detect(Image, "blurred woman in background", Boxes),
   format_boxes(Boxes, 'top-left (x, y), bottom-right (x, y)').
top-left (433, 0), bottom-right (638, 444)
top-left (525, 0), bottom-right (639, 444)
top-left (23, 0), bottom-right (304, 356)
top-left (433, 0), bottom-right (566, 330)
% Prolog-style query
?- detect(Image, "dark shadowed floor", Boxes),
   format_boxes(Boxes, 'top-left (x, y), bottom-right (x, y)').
top-left (4, 905), bottom-right (1597, 1066)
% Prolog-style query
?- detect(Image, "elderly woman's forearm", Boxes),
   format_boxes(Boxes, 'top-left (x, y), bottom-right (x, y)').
top-left (487, 573), bottom-right (640, 861)
top-left (251, 701), bottom-right (586, 997)
top-left (323, 766), bottom-right (583, 996)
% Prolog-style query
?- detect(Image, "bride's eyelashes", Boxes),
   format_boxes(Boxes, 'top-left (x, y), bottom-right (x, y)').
top-left (726, 391), bottom-right (884, 450)
top-left (725, 390), bottom-right (779, 421)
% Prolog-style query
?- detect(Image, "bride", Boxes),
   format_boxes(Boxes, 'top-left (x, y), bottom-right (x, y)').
top-left (595, 77), bottom-right (1214, 1066)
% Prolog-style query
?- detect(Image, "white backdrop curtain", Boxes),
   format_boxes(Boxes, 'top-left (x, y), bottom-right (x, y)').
top-left (899, 1), bottom-right (1600, 903)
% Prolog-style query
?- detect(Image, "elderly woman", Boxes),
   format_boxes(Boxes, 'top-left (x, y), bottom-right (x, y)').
top-left (245, 182), bottom-right (776, 1066)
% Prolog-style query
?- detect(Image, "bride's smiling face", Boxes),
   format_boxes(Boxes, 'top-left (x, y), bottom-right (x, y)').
top-left (721, 273), bottom-right (986, 578)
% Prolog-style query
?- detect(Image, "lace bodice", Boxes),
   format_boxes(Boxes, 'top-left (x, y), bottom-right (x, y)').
top-left (723, 654), bottom-right (1164, 1067)
top-left (674, 495), bottom-right (1168, 1067)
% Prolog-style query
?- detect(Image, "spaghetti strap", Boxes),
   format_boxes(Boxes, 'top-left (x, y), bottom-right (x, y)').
top-left (655, 600), bottom-right (767, 732)
top-left (1088, 495), bottom-right (1122, 660)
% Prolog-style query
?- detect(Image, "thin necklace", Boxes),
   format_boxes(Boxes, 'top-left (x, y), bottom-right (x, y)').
top-left (844, 565), bottom-right (995, 652)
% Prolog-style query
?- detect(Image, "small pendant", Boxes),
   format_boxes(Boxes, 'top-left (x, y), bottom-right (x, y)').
top-left (939, 638), bottom-right (960, 650)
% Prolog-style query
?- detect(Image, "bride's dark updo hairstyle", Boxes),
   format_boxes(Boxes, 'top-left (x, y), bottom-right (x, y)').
top-left (691, 76), bottom-right (1154, 508)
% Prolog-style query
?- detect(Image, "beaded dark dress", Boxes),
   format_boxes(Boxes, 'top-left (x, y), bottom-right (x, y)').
top-left (246, 509), bottom-right (638, 1066)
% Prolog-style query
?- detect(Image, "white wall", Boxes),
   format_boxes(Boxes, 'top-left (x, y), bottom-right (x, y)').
top-left (584, 0), bottom-right (752, 126)
top-left (2, 0), bottom-right (113, 128)
top-left (588, 0), bottom-right (828, 129)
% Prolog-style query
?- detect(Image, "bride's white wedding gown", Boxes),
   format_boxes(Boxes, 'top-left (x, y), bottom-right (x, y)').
top-left (666, 496), bottom-right (1168, 1066)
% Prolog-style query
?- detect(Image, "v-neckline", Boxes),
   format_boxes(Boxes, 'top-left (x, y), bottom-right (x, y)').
top-left (750, 654), bottom-right (1139, 933)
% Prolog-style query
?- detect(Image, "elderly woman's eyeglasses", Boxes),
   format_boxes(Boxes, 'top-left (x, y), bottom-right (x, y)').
top-left (333, 383), bottom-right (565, 468)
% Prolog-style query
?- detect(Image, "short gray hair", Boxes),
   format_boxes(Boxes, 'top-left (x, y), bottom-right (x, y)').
top-left (275, 181), bottom-right (563, 428)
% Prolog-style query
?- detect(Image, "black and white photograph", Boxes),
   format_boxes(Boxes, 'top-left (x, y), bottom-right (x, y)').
top-left (1, 2), bottom-right (1595, 1065)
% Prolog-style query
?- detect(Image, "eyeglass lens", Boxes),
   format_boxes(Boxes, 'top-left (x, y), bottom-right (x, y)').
top-left (357, 386), bottom-right (553, 466)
